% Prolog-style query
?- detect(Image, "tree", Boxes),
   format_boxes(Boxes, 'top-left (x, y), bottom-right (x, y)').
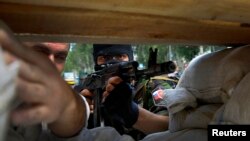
top-left (64, 43), bottom-right (226, 77)
top-left (64, 44), bottom-right (94, 74)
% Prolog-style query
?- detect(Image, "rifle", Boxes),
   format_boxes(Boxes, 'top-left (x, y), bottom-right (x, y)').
top-left (80, 59), bottom-right (176, 130)
top-left (148, 47), bottom-right (158, 68)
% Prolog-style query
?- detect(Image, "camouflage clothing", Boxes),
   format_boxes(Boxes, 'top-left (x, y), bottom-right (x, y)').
top-left (134, 75), bottom-right (178, 115)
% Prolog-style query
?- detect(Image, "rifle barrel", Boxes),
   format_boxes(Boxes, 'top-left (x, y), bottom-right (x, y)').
top-left (137, 61), bottom-right (176, 78)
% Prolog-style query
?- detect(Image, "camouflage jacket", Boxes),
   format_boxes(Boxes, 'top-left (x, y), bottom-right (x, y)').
top-left (133, 75), bottom-right (178, 115)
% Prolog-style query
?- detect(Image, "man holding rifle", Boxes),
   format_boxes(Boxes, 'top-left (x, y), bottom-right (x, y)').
top-left (79, 44), bottom-right (172, 140)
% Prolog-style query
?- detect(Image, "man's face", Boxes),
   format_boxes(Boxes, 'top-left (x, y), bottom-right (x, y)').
top-left (24, 42), bottom-right (69, 73)
top-left (96, 54), bottom-right (129, 65)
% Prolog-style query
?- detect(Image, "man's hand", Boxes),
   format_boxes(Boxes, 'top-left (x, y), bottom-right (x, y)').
top-left (102, 76), bottom-right (139, 128)
top-left (80, 89), bottom-right (94, 113)
top-left (0, 21), bottom-right (86, 137)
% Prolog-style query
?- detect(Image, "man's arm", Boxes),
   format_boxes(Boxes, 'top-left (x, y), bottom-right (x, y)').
top-left (0, 20), bottom-right (88, 137)
top-left (103, 76), bottom-right (169, 134)
top-left (48, 93), bottom-right (87, 137)
top-left (133, 107), bottom-right (169, 134)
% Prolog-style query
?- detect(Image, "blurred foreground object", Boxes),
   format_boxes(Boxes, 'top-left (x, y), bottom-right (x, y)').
top-left (0, 47), bottom-right (19, 141)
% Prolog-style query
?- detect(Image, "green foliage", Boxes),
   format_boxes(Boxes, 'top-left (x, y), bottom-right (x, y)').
top-left (64, 44), bottom-right (226, 76)
top-left (64, 44), bottom-right (94, 74)
top-left (135, 44), bottom-right (171, 68)
top-left (174, 46), bottom-right (200, 61)
top-left (135, 44), bottom-right (199, 67)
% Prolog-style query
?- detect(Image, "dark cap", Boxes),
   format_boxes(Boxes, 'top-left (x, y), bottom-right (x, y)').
top-left (93, 44), bottom-right (134, 65)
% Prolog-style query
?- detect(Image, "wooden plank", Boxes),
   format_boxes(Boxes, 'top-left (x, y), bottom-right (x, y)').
top-left (2, 0), bottom-right (250, 23)
top-left (0, 1), bottom-right (250, 44)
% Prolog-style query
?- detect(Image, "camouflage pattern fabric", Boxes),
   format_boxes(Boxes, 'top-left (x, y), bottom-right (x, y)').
top-left (134, 75), bottom-right (178, 115)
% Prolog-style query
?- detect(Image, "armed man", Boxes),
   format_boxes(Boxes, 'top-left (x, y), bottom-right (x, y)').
top-left (4, 21), bottom-right (250, 141)
top-left (78, 44), bottom-right (178, 140)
